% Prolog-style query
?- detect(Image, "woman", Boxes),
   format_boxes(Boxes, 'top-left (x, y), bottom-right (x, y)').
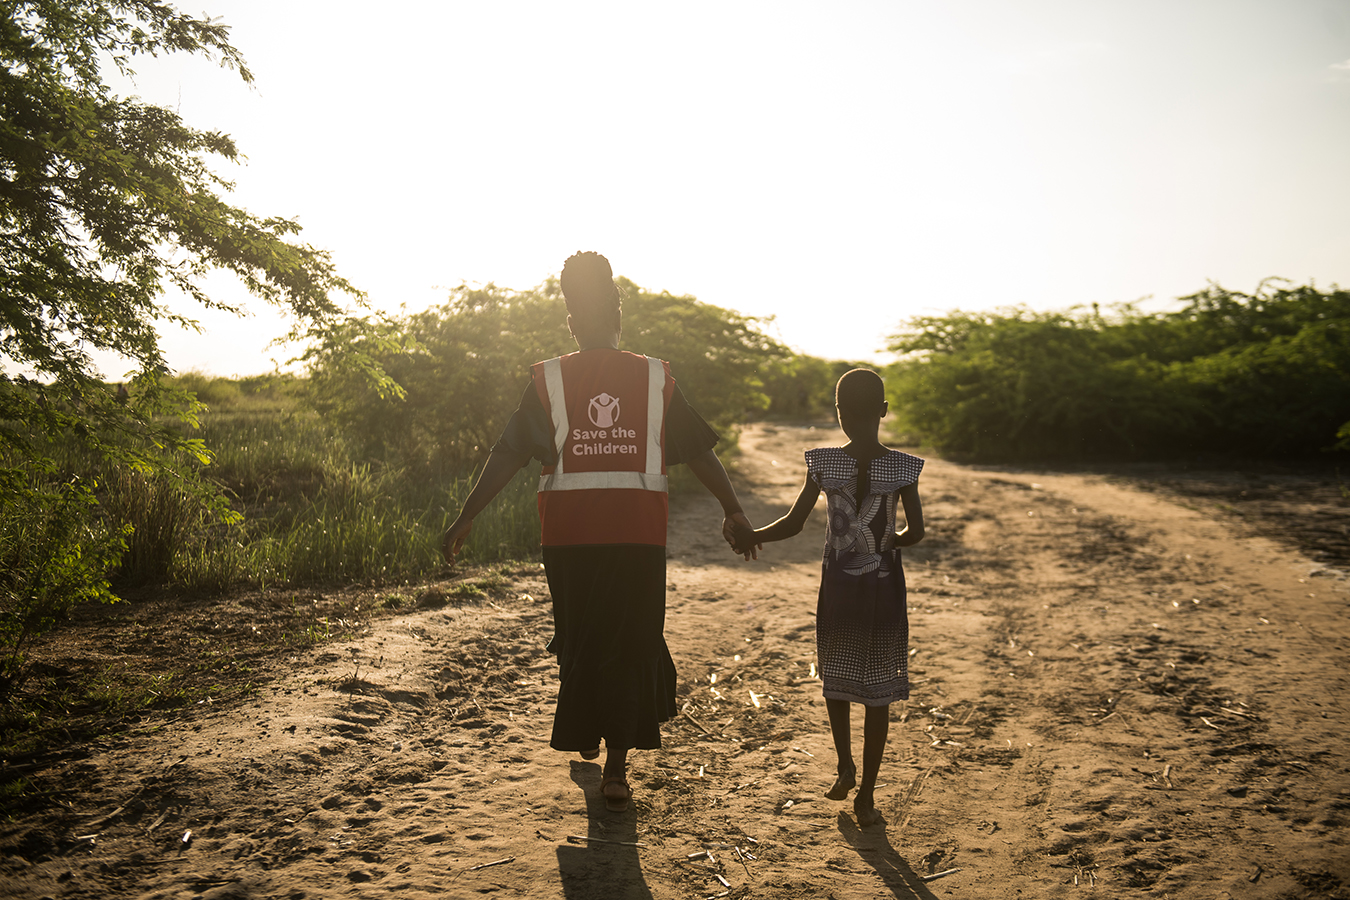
top-left (441, 251), bottom-right (753, 811)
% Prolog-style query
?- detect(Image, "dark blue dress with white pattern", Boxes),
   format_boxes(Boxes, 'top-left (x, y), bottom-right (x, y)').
top-left (805, 447), bottom-right (924, 706)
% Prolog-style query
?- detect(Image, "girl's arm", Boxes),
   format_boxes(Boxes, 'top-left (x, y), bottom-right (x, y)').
top-left (894, 481), bottom-right (924, 547)
top-left (744, 472), bottom-right (822, 548)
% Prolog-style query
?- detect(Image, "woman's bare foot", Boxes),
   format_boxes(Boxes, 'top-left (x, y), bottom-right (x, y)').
top-left (825, 764), bottom-right (857, 800)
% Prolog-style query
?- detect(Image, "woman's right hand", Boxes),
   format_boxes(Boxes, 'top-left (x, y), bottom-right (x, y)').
top-left (723, 512), bottom-right (761, 560)
top-left (441, 517), bottom-right (473, 565)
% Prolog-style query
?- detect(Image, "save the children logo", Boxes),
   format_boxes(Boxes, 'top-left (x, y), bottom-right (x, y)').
top-left (588, 392), bottom-right (620, 428)
top-left (572, 391), bottom-right (638, 457)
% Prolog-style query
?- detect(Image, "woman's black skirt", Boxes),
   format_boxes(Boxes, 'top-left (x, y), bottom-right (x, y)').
top-left (542, 544), bottom-right (677, 751)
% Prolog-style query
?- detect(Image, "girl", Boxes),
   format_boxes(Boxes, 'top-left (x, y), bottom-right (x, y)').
top-left (735, 368), bottom-right (924, 825)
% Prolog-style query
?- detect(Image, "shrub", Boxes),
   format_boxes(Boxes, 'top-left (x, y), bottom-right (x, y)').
top-left (101, 465), bottom-right (221, 587)
top-left (887, 282), bottom-right (1350, 461)
top-left (0, 475), bottom-right (128, 692)
top-left (750, 355), bottom-right (872, 421)
top-left (302, 278), bottom-right (790, 473)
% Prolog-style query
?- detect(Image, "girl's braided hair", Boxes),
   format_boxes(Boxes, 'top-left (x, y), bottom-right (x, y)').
top-left (836, 368), bottom-right (886, 413)
top-left (560, 251), bottom-right (621, 324)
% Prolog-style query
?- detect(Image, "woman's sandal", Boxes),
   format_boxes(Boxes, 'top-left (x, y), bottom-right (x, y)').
top-left (580, 747), bottom-right (600, 761)
top-left (601, 775), bottom-right (632, 812)
top-left (825, 764), bottom-right (857, 801)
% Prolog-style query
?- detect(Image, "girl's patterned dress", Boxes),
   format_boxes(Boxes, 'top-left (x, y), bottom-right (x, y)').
top-left (805, 447), bottom-right (925, 706)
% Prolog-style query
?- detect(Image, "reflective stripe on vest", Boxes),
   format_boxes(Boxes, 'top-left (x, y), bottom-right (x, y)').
top-left (536, 355), bottom-right (669, 494)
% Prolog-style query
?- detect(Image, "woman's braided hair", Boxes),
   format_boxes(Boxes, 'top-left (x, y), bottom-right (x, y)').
top-left (560, 251), bottom-right (621, 324)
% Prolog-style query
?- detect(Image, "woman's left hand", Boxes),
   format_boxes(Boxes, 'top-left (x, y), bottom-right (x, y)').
top-left (442, 517), bottom-right (473, 564)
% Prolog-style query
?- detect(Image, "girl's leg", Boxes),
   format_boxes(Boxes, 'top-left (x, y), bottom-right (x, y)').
top-left (854, 703), bottom-right (890, 825)
top-left (824, 699), bottom-right (857, 800)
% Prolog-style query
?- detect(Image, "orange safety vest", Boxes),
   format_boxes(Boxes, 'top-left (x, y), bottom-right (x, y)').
top-left (531, 350), bottom-right (674, 547)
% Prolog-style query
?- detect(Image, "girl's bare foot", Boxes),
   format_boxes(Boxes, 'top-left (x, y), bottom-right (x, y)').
top-left (854, 796), bottom-right (882, 826)
top-left (825, 764), bottom-right (857, 800)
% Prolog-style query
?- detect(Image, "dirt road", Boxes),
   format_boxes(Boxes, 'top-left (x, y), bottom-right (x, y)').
top-left (2, 424), bottom-right (1347, 899)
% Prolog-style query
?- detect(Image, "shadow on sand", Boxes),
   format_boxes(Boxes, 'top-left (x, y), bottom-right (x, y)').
top-left (557, 760), bottom-right (653, 900)
top-left (837, 812), bottom-right (943, 899)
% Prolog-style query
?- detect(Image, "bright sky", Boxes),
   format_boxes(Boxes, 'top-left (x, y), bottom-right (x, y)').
top-left (98, 0), bottom-right (1350, 377)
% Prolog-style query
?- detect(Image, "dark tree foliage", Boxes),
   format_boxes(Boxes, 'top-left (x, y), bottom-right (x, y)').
top-left (615, 277), bottom-right (786, 431)
top-left (302, 284), bottom-right (572, 474)
top-left (0, 1), bottom-right (363, 685)
top-left (887, 282), bottom-right (1350, 461)
top-left (756, 354), bottom-right (871, 421)
top-left (1, 2), bottom-right (360, 462)
top-left (303, 279), bottom-right (789, 474)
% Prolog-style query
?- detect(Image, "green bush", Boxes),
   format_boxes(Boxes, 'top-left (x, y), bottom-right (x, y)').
top-left (888, 282), bottom-right (1350, 460)
top-left (756, 355), bottom-right (869, 421)
top-left (617, 279), bottom-right (787, 428)
top-left (0, 373), bottom-right (542, 608)
top-left (301, 286), bottom-right (572, 473)
top-left (1179, 315), bottom-right (1350, 456)
top-left (0, 475), bottom-right (128, 690)
top-left (302, 278), bottom-right (790, 473)
top-left (109, 407), bottom-right (541, 591)
top-left (101, 466), bottom-right (221, 587)
top-left (169, 371), bottom-right (244, 407)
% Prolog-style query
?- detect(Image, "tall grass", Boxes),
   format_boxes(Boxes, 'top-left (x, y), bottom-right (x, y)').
top-left (86, 376), bottom-right (542, 593)
top-left (43, 365), bottom-right (735, 597)
top-left (171, 455), bottom-right (541, 591)
top-left (101, 467), bottom-right (212, 586)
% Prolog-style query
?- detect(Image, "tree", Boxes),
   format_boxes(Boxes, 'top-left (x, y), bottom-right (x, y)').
top-left (2, 1), bottom-right (362, 452)
top-left (616, 278), bottom-right (786, 428)
top-left (303, 278), bottom-right (790, 475)
top-left (0, 1), bottom-right (364, 684)
top-left (302, 284), bottom-right (572, 474)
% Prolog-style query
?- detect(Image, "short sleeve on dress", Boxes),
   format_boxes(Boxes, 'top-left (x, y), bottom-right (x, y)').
top-left (878, 450), bottom-right (924, 490)
top-left (805, 447), bottom-right (858, 490)
top-left (805, 447), bottom-right (923, 492)
top-left (804, 447), bottom-right (829, 483)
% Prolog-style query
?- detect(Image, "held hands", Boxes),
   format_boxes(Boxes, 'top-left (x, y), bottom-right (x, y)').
top-left (722, 512), bottom-right (761, 560)
top-left (441, 517), bottom-right (473, 565)
top-left (450, 513), bottom-right (757, 564)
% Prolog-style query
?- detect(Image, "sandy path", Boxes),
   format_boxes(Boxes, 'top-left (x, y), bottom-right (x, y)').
top-left (2, 424), bottom-right (1348, 899)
